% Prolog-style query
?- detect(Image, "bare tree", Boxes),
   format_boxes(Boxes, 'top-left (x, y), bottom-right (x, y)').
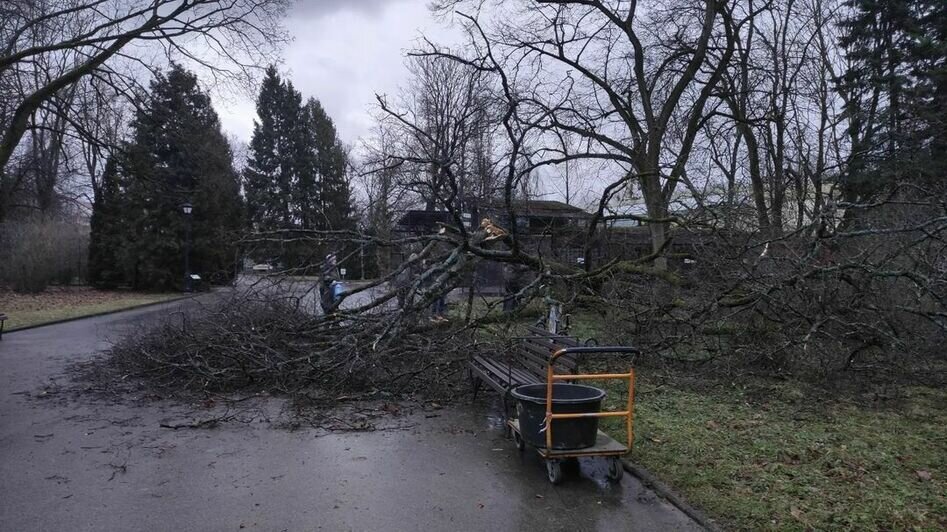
top-left (0, 0), bottom-right (288, 220)
top-left (705, 0), bottom-right (845, 239)
top-left (432, 0), bottom-right (737, 270)
top-left (375, 54), bottom-right (498, 212)
top-left (358, 121), bottom-right (417, 274)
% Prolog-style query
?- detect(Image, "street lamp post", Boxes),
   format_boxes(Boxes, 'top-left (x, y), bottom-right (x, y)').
top-left (181, 202), bottom-right (193, 292)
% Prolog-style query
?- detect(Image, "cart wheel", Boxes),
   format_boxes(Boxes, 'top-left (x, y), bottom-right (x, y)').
top-left (607, 458), bottom-right (624, 481)
top-left (546, 460), bottom-right (564, 485)
top-left (513, 431), bottom-right (525, 451)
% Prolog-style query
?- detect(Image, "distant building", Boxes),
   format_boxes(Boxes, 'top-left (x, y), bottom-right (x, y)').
top-left (390, 199), bottom-right (735, 291)
top-left (475, 199), bottom-right (593, 233)
top-left (393, 209), bottom-right (456, 236)
top-left (393, 199), bottom-right (593, 236)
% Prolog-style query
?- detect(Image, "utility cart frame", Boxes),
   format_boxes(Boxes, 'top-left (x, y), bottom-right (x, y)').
top-left (507, 346), bottom-right (639, 484)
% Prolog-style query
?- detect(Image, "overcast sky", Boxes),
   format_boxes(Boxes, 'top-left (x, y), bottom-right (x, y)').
top-left (215, 0), bottom-right (460, 146)
top-left (211, 0), bottom-right (602, 209)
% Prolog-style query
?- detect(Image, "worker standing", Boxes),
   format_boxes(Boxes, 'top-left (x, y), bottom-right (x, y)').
top-left (319, 252), bottom-right (340, 314)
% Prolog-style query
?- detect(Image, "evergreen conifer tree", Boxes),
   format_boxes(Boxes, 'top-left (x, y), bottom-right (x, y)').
top-left (243, 67), bottom-right (355, 269)
top-left (305, 98), bottom-right (353, 231)
top-left (88, 156), bottom-right (125, 288)
top-left (244, 66), bottom-right (292, 231)
top-left (838, 0), bottom-right (947, 191)
top-left (912, 0), bottom-right (947, 177)
top-left (120, 65), bottom-right (243, 290)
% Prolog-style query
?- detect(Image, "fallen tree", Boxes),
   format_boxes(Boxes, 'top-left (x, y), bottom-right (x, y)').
top-left (104, 295), bottom-right (477, 402)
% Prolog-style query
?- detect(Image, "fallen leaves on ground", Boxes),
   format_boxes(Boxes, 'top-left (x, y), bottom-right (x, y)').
top-left (0, 286), bottom-right (162, 313)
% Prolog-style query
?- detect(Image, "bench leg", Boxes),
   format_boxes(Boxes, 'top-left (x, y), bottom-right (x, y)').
top-left (467, 368), bottom-right (483, 401)
top-left (502, 391), bottom-right (513, 422)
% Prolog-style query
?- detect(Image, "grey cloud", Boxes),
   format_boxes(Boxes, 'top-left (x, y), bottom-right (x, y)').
top-left (217, 0), bottom-right (461, 144)
top-left (291, 0), bottom-right (408, 18)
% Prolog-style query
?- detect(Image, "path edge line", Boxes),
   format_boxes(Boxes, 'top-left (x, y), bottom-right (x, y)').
top-left (621, 458), bottom-right (725, 532)
top-left (4, 294), bottom-right (196, 335)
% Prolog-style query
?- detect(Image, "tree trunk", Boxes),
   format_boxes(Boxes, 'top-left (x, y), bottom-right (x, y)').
top-left (639, 166), bottom-right (669, 271)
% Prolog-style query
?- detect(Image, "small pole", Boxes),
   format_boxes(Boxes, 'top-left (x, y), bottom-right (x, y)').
top-left (184, 215), bottom-right (192, 292)
top-left (181, 202), bottom-right (193, 292)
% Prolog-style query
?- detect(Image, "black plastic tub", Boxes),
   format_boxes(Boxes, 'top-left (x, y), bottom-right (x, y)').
top-left (511, 383), bottom-right (606, 450)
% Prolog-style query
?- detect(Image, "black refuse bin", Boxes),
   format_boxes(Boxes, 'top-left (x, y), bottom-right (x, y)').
top-left (511, 383), bottom-right (606, 450)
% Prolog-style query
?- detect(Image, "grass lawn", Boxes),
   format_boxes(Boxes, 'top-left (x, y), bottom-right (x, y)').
top-left (0, 287), bottom-right (185, 331)
top-left (569, 306), bottom-right (946, 530)
top-left (591, 374), bottom-right (947, 531)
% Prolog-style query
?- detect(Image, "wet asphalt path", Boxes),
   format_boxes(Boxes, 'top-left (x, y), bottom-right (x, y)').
top-left (0, 299), bottom-right (701, 531)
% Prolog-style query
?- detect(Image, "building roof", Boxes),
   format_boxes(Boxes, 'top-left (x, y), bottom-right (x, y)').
top-left (394, 199), bottom-right (593, 235)
top-left (480, 199), bottom-right (593, 218)
top-left (394, 210), bottom-right (456, 233)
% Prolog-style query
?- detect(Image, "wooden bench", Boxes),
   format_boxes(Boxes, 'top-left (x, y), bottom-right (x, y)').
top-left (469, 325), bottom-right (587, 408)
top-left (0, 313), bottom-right (7, 340)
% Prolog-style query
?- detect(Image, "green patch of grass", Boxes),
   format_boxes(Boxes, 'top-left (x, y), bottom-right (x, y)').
top-left (3, 290), bottom-right (184, 331)
top-left (447, 296), bottom-right (545, 325)
top-left (563, 307), bottom-right (606, 341)
top-left (595, 377), bottom-right (947, 531)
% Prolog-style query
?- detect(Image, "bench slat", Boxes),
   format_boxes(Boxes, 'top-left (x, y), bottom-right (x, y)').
top-left (469, 364), bottom-right (507, 394)
top-left (471, 355), bottom-right (539, 391)
top-left (469, 326), bottom-right (599, 401)
top-left (474, 355), bottom-right (536, 384)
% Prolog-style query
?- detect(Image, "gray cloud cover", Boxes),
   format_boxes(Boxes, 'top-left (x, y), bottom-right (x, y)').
top-left (291, 0), bottom-right (404, 17)
top-left (216, 0), bottom-right (459, 145)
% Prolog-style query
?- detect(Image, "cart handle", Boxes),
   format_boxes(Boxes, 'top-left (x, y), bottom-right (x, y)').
top-left (549, 346), bottom-right (640, 364)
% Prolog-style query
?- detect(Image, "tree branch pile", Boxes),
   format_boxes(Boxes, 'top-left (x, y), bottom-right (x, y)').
top-left (582, 186), bottom-right (947, 384)
top-left (103, 295), bottom-right (479, 402)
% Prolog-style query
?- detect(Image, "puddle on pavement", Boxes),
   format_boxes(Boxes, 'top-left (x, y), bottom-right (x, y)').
top-left (473, 401), bottom-right (628, 492)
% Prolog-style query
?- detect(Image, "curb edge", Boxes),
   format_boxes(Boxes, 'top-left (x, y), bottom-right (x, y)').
top-left (621, 458), bottom-right (725, 532)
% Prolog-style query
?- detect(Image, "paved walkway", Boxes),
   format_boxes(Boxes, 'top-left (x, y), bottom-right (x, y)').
top-left (0, 300), bottom-right (701, 531)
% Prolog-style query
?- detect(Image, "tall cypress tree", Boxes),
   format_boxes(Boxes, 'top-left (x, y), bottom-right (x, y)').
top-left (837, 0), bottom-right (915, 198)
top-left (244, 66), bottom-right (292, 231)
top-left (838, 0), bottom-right (947, 192)
top-left (305, 98), bottom-right (353, 231)
top-left (120, 65), bottom-right (243, 290)
top-left (244, 68), bottom-right (355, 269)
top-left (88, 156), bottom-right (125, 288)
top-left (292, 91), bottom-right (319, 229)
top-left (913, 0), bottom-right (947, 178)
